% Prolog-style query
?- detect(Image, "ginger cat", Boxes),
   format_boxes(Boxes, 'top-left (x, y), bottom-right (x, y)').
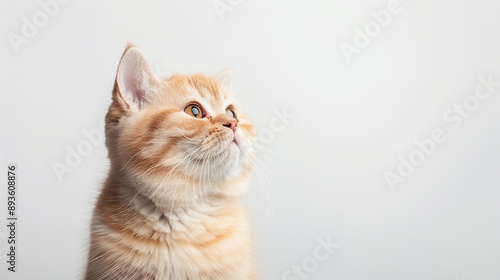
top-left (85, 45), bottom-right (256, 279)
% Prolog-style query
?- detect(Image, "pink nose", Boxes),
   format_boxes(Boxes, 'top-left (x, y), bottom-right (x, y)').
top-left (223, 119), bottom-right (237, 132)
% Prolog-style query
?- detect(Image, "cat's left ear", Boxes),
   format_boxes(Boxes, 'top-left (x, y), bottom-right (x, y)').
top-left (215, 69), bottom-right (233, 89)
top-left (114, 46), bottom-right (160, 111)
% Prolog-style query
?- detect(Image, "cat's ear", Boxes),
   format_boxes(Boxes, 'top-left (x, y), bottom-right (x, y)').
top-left (215, 69), bottom-right (233, 89)
top-left (114, 46), bottom-right (160, 110)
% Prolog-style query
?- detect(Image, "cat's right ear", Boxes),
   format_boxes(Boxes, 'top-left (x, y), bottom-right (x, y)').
top-left (113, 46), bottom-right (160, 111)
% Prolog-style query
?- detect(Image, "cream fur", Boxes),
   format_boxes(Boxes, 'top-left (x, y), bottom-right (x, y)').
top-left (84, 46), bottom-right (256, 279)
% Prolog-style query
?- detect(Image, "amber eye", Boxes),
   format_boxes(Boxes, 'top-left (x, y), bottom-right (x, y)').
top-left (184, 104), bottom-right (204, 118)
top-left (226, 108), bottom-right (236, 119)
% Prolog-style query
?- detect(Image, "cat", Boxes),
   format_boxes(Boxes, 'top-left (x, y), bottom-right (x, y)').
top-left (84, 45), bottom-right (256, 280)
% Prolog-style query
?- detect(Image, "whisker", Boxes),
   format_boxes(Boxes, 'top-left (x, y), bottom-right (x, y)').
top-left (253, 155), bottom-right (291, 208)
top-left (254, 144), bottom-right (296, 163)
top-left (167, 146), bottom-right (204, 217)
top-left (245, 153), bottom-right (275, 216)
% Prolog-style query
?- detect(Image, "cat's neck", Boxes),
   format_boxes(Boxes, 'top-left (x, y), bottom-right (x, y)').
top-left (122, 178), bottom-right (233, 218)
top-left (97, 170), bottom-right (243, 242)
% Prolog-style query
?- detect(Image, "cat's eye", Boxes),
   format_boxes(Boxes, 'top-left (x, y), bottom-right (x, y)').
top-left (226, 108), bottom-right (236, 119)
top-left (184, 104), bottom-right (204, 118)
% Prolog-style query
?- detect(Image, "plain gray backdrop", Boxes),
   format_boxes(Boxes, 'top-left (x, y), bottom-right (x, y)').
top-left (1, 0), bottom-right (500, 279)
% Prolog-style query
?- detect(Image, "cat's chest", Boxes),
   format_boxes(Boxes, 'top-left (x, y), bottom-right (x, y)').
top-left (143, 218), bottom-right (251, 279)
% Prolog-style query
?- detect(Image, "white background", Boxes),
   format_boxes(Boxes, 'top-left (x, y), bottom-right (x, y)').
top-left (1, 0), bottom-right (500, 279)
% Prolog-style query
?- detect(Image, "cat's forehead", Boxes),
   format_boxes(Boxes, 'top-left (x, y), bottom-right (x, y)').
top-left (165, 74), bottom-right (234, 113)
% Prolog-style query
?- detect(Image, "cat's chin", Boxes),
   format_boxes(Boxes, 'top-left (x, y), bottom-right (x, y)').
top-left (222, 141), bottom-right (241, 163)
top-left (206, 141), bottom-right (243, 178)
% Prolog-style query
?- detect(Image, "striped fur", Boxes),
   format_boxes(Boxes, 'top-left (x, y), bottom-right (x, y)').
top-left (85, 46), bottom-right (256, 279)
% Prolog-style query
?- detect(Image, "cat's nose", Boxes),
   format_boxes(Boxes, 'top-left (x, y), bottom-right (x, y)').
top-left (222, 119), bottom-right (237, 132)
top-left (215, 114), bottom-right (238, 133)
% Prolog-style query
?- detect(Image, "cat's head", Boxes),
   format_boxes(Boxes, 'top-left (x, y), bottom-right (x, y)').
top-left (105, 46), bottom-right (255, 202)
